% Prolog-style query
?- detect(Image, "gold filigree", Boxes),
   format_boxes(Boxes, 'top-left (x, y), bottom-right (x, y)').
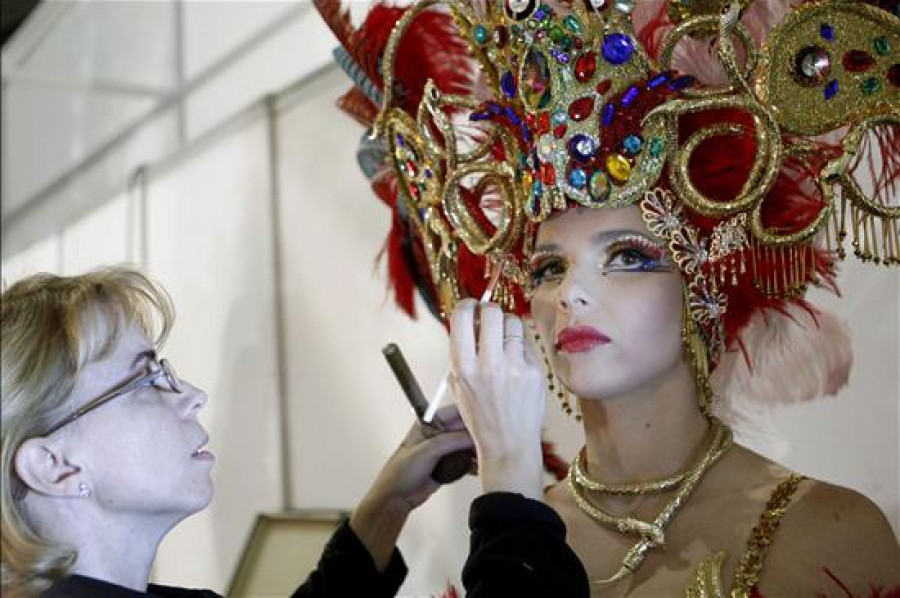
top-left (754, 1), bottom-right (900, 136)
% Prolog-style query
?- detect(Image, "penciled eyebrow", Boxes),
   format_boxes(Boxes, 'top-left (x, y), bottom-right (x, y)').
top-left (534, 229), bottom-right (656, 254)
top-left (131, 349), bottom-right (158, 370)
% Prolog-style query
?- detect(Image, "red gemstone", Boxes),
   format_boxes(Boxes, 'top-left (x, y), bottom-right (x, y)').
top-left (405, 160), bottom-right (418, 177)
top-left (494, 25), bottom-right (508, 48)
top-left (568, 96), bottom-right (595, 121)
top-left (525, 114), bottom-right (536, 129)
top-left (888, 64), bottom-right (900, 88)
top-left (536, 112), bottom-right (551, 134)
top-left (540, 162), bottom-right (556, 184)
top-left (407, 183), bottom-right (420, 200)
top-left (842, 49), bottom-right (876, 73)
top-left (575, 52), bottom-right (597, 83)
top-left (553, 124), bottom-right (567, 139)
top-left (596, 79), bottom-right (612, 95)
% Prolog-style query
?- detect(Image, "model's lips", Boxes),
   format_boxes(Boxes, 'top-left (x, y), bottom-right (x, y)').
top-left (555, 326), bottom-right (611, 354)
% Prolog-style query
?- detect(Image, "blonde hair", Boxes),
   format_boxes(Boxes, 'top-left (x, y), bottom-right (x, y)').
top-left (1, 266), bottom-right (175, 597)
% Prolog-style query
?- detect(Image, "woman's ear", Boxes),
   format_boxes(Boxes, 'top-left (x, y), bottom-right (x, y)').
top-left (14, 438), bottom-right (84, 498)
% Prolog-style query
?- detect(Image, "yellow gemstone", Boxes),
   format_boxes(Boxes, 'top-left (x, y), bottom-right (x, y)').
top-left (606, 153), bottom-right (631, 183)
top-left (522, 171), bottom-right (533, 196)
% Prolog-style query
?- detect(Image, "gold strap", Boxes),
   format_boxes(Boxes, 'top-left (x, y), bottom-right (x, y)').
top-left (730, 473), bottom-right (807, 597)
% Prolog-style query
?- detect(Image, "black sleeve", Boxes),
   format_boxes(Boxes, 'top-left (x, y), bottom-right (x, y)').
top-left (462, 492), bottom-right (589, 598)
top-left (290, 519), bottom-right (407, 598)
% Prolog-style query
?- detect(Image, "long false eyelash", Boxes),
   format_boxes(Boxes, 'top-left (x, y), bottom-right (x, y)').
top-left (528, 250), bottom-right (562, 271)
top-left (606, 234), bottom-right (670, 263)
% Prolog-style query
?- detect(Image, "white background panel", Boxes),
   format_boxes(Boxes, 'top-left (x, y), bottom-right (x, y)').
top-left (60, 193), bottom-right (130, 274)
top-left (144, 117), bottom-right (282, 593)
top-left (1, 234), bottom-right (60, 285)
top-left (276, 67), bottom-right (482, 594)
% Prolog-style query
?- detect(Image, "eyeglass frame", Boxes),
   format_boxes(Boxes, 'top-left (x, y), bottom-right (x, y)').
top-left (42, 358), bottom-right (183, 437)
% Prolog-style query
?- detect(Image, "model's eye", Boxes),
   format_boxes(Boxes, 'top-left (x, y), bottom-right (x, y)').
top-left (530, 257), bottom-right (567, 287)
top-left (605, 241), bottom-right (669, 273)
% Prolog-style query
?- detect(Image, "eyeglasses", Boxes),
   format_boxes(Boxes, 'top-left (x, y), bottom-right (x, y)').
top-left (43, 358), bottom-right (182, 436)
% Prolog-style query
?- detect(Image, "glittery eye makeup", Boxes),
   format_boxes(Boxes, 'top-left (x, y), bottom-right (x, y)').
top-left (528, 231), bottom-right (672, 289)
top-left (528, 250), bottom-right (568, 288)
top-left (601, 233), bottom-right (672, 274)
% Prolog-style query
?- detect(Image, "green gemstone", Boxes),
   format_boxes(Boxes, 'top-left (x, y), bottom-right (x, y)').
top-left (549, 26), bottom-right (566, 44)
top-left (873, 36), bottom-right (891, 56)
top-left (563, 15), bottom-right (582, 34)
top-left (474, 24), bottom-right (489, 45)
top-left (861, 77), bottom-right (882, 95)
top-left (649, 138), bottom-right (665, 158)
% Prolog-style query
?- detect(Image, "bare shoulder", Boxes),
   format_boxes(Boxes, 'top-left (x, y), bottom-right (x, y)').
top-left (758, 477), bottom-right (900, 594)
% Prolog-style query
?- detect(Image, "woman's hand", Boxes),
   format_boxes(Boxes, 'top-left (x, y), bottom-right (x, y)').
top-left (450, 299), bottom-right (546, 500)
top-left (350, 406), bottom-right (472, 571)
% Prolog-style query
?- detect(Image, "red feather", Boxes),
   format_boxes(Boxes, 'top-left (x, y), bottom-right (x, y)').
top-left (337, 88), bottom-right (379, 128)
top-left (312, 0), bottom-right (356, 50)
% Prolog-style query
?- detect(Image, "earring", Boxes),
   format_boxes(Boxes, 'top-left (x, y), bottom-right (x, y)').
top-left (681, 287), bottom-right (714, 417)
top-left (78, 483), bottom-right (92, 498)
top-left (534, 329), bottom-right (581, 421)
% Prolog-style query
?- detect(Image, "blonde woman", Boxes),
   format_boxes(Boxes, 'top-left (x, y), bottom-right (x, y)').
top-left (1, 267), bottom-right (587, 597)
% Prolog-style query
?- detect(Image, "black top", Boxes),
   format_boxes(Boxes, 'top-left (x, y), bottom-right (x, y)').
top-left (43, 493), bottom-right (588, 598)
top-left (463, 492), bottom-right (589, 597)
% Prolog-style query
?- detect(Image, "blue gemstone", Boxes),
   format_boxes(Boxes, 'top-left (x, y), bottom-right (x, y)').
top-left (601, 33), bottom-right (635, 65)
top-left (470, 111), bottom-right (491, 121)
top-left (534, 7), bottom-right (547, 20)
top-left (622, 85), bottom-right (640, 107)
top-left (623, 134), bottom-right (643, 155)
top-left (550, 48), bottom-right (571, 64)
top-left (474, 25), bottom-right (489, 45)
top-left (668, 75), bottom-right (695, 90)
top-left (503, 106), bottom-right (520, 124)
top-left (602, 102), bottom-right (615, 126)
top-left (648, 72), bottom-right (670, 89)
top-left (824, 79), bottom-right (839, 100)
top-left (568, 168), bottom-right (588, 189)
top-left (532, 180), bottom-right (543, 197)
top-left (501, 71), bottom-right (517, 98)
top-left (521, 127), bottom-right (533, 144)
top-left (568, 134), bottom-right (596, 161)
top-left (396, 133), bottom-right (405, 146)
top-left (820, 23), bottom-right (835, 42)
top-left (487, 102), bottom-right (502, 114)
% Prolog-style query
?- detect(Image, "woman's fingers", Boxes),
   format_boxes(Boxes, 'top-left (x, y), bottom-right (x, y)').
top-left (502, 313), bottom-right (526, 359)
top-left (477, 302), bottom-right (505, 365)
top-left (433, 404), bottom-right (466, 431)
top-left (450, 299), bottom-right (477, 374)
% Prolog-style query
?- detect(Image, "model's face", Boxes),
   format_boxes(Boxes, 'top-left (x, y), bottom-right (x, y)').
top-left (529, 205), bottom-right (685, 400)
top-left (64, 323), bottom-right (213, 521)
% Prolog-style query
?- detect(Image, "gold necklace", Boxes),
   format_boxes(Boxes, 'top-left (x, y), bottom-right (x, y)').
top-left (568, 419), bottom-right (733, 586)
top-left (572, 418), bottom-right (724, 495)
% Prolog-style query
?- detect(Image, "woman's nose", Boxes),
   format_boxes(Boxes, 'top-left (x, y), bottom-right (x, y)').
top-left (173, 380), bottom-right (208, 417)
top-left (557, 270), bottom-right (592, 312)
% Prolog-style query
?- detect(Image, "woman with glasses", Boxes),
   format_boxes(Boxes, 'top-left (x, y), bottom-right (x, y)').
top-left (1, 267), bottom-right (587, 598)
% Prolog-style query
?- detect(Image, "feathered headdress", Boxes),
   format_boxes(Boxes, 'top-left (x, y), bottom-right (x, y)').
top-left (317, 0), bottom-right (899, 405)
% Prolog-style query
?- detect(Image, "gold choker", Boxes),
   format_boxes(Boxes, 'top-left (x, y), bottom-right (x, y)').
top-left (568, 418), bottom-right (733, 585)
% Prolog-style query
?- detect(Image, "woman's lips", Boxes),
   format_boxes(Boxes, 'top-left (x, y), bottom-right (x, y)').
top-left (555, 326), bottom-right (611, 353)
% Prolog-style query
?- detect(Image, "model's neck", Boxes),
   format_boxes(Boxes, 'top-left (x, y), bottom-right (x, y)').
top-left (578, 363), bottom-right (710, 483)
